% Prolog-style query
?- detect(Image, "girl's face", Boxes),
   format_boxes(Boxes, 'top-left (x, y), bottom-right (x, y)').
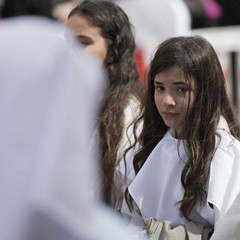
top-left (154, 67), bottom-right (197, 138)
top-left (67, 15), bottom-right (108, 64)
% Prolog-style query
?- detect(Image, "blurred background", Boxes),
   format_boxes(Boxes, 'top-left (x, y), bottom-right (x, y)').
top-left (1, 0), bottom-right (240, 111)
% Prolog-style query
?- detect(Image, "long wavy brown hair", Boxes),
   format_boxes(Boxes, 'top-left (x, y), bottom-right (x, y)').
top-left (68, 0), bottom-right (144, 206)
top-left (125, 36), bottom-right (240, 220)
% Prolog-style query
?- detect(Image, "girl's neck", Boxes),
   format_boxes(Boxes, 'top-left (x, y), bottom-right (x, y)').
top-left (170, 128), bottom-right (184, 139)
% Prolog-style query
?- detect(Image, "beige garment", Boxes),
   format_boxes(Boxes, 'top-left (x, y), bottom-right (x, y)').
top-left (146, 218), bottom-right (213, 240)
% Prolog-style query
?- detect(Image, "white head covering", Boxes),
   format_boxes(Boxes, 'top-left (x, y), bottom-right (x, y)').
top-left (0, 16), bottom-right (132, 240)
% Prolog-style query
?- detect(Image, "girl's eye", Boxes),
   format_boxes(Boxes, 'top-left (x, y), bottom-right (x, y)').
top-left (176, 87), bottom-right (190, 93)
top-left (155, 85), bottom-right (164, 92)
top-left (76, 37), bottom-right (91, 46)
top-left (78, 39), bottom-right (89, 46)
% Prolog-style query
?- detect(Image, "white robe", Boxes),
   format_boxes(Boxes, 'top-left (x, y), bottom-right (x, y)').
top-left (120, 117), bottom-right (240, 229)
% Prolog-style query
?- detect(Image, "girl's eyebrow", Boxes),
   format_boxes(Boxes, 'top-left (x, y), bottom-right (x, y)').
top-left (154, 80), bottom-right (162, 85)
top-left (173, 81), bottom-right (189, 85)
top-left (76, 35), bottom-right (92, 41)
top-left (76, 34), bottom-right (85, 37)
top-left (154, 80), bottom-right (189, 85)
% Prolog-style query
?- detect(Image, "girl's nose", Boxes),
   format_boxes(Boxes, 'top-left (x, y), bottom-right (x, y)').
top-left (162, 93), bottom-right (176, 106)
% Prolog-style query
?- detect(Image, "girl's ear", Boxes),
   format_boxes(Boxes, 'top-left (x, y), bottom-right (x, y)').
top-left (105, 48), bottom-right (113, 64)
top-left (105, 45), bottom-right (118, 65)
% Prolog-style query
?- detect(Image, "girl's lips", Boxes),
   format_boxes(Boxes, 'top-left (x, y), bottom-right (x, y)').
top-left (162, 112), bottom-right (178, 118)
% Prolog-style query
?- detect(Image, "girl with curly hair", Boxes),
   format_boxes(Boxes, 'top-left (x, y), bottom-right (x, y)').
top-left (67, 0), bottom-right (144, 210)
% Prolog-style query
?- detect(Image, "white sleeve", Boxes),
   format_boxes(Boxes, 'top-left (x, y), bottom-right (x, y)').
top-left (207, 131), bottom-right (240, 224)
top-left (118, 97), bottom-right (142, 160)
top-left (210, 192), bottom-right (240, 240)
top-left (116, 144), bottom-right (145, 227)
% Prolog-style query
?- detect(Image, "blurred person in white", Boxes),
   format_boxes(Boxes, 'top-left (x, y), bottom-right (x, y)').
top-left (0, 16), bottom-right (138, 240)
top-left (115, 0), bottom-right (191, 71)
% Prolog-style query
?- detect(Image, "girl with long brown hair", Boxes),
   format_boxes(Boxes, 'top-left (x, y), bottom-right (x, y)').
top-left (120, 36), bottom-right (240, 234)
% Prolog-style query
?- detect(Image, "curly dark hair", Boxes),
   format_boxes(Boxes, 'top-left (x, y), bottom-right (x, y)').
top-left (68, 0), bottom-right (144, 207)
top-left (125, 35), bottom-right (240, 220)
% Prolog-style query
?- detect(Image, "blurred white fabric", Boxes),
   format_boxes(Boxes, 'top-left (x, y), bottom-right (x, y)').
top-left (0, 16), bottom-right (135, 240)
top-left (116, 0), bottom-right (191, 64)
